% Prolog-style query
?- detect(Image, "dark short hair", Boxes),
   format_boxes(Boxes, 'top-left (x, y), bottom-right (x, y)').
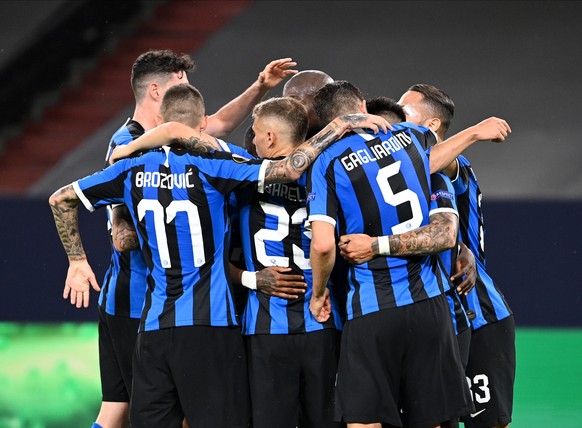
top-left (130, 49), bottom-right (195, 101)
top-left (408, 83), bottom-right (455, 135)
top-left (252, 97), bottom-right (308, 144)
top-left (366, 96), bottom-right (406, 124)
top-left (160, 83), bottom-right (204, 127)
top-left (313, 80), bottom-right (365, 125)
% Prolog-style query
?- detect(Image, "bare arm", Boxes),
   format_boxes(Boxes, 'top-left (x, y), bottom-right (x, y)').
top-left (309, 221), bottom-right (336, 322)
top-left (111, 205), bottom-right (139, 252)
top-left (48, 185), bottom-right (100, 308)
top-left (109, 122), bottom-right (221, 164)
top-left (229, 263), bottom-right (307, 299)
top-left (339, 212), bottom-right (459, 264)
top-left (430, 117), bottom-right (511, 174)
top-left (451, 241), bottom-right (477, 295)
top-left (205, 58), bottom-right (298, 138)
top-left (264, 113), bottom-right (390, 184)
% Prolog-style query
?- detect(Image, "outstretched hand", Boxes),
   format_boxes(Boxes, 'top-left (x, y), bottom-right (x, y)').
top-left (64, 259), bottom-right (100, 308)
top-left (256, 266), bottom-right (307, 299)
top-left (258, 58), bottom-right (298, 89)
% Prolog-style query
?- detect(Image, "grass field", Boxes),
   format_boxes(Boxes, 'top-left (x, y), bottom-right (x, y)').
top-left (0, 323), bottom-right (580, 427)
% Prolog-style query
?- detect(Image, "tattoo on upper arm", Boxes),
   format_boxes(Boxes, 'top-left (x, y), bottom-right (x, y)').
top-left (176, 136), bottom-right (217, 153)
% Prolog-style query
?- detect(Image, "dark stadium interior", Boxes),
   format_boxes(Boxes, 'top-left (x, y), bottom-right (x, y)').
top-left (0, 0), bottom-right (580, 326)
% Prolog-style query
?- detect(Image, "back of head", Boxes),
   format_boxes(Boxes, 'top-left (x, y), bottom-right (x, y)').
top-left (282, 70), bottom-right (333, 138)
top-left (131, 49), bottom-right (195, 102)
top-left (252, 97), bottom-right (308, 145)
top-left (408, 83), bottom-right (455, 136)
top-left (160, 83), bottom-right (205, 128)
top-left (282, 70), bottom-right (334, 99)
top-left (313, 80), bottom-right (365, 125)
top-left (366, 96), bottom-right (406, 124)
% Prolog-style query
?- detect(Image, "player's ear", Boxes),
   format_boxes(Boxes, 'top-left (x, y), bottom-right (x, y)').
top-left (154, 114), bottom-right (164, 127)
top-left (427, 117), bottom-right (441, 134)
top-left (359, 99), bottom-right (367, 114)
top-left (149, 82), bottom-right (161, 100)
top-left (199, 115), bottom-right (208, 131)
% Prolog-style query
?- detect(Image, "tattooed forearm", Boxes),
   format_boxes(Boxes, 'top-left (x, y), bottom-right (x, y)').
top-left (264, 123), bottom-right (343, 183)
top-left (113, 222), bottom-right (139, 251)
top-left (48, 185), bottom-right (86, 261)
top-left (388, 213), bottom-right (458, 256)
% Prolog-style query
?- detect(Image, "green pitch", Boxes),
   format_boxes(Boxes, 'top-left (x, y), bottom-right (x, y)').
top-left (0, 323), bottom-right (580, 427)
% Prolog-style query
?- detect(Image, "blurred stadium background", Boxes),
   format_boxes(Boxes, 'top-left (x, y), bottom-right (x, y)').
top-left (0, 1), bottom-right (580, 426)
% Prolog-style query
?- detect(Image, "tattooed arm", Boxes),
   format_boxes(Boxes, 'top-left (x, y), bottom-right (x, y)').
top-left (263, 113), bottom-right (390, 183)
top-left (338, 212), bottom-right (459, 264)
top-left (48, 185), bottom-right (100, 308)
top-left (111, 205), bottom-right (139, 252)
top-left (108, 121), bottom-right (221, 164)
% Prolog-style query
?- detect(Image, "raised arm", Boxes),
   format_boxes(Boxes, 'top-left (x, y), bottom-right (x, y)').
top-left (205, 58), bottom-right (298, 138)
top-left (264, 113), bottom-right (390, 184)
top-left (48, 185), bottom-right (100, 308)
top-left (430, 117), bottom-right (511, 173)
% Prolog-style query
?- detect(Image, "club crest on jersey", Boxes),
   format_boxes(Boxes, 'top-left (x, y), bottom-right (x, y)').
top-left (307, 192), bottom-right (316, 202)
top-left (431, 190), bottom-right (454, 201)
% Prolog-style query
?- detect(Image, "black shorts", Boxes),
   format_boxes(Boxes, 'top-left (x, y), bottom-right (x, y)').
top-left (131, 325), bottom-right (250, 428)
top-left (98, 306), bottom-right (139, 402)
top-left (334, 294), bottom-right (474, 427)
top-left (462, 315), bottom-right (516, 428)
top-left (245, 329), bottom-right (342, 428)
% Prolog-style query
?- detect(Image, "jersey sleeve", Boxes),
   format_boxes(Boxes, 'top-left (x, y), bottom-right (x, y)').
top-left (451, 155), bottom-right (470, 195)
top-left (73, 161), bottom-right (130, 212)
top-left (305, 153), bottom-right (337, 228)
top-left (216, 138), bottom-right (256, 159)
top-left (201, 153), bottom-right (269, 196)
top-left (429, 172), bottom-right (458, 217)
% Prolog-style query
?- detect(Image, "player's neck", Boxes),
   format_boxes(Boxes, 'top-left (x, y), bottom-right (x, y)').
top-left (132, 103), bottom-right (160, 131)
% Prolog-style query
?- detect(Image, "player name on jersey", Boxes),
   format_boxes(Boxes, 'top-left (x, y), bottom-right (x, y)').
top-left (134, 170), bottom-right (195, 189)
top-left (340, 131), bottom-right (413, 171)
top-left (263, 182), bottom-right (306, 202)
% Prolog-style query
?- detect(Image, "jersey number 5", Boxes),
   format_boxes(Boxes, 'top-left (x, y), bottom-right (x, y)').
top-left (376, 161), bottom-right (423, 234)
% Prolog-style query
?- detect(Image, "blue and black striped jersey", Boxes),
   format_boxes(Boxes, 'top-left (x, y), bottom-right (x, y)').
top-left (236, 172), bottom-right (343, 335)
top-left (306, 124), bottom-right (450, 320)
top-left (101, 119), bottom-right (148, 318)
top-left (430, 172), bottom-right (471, 335)
top-left (75, 147), bottom-right (269, 332)
top-left (453, 155), bottom-right (512, 330)
top-left (101, 124), bottom-right (249, 319)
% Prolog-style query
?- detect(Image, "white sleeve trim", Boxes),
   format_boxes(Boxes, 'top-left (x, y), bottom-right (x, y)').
top-left (304, 214), bottom-right (336, 230)
top-left (216, 138), bottom-right (230, 152)
top-left (429, 207), bottom-right (458, 217)
top-left (72, 181), bottom-right (95, 213)
top-left (257, 160), bottom-right (269, 193)
top-left (450, 158), bottom-right (460, 182)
